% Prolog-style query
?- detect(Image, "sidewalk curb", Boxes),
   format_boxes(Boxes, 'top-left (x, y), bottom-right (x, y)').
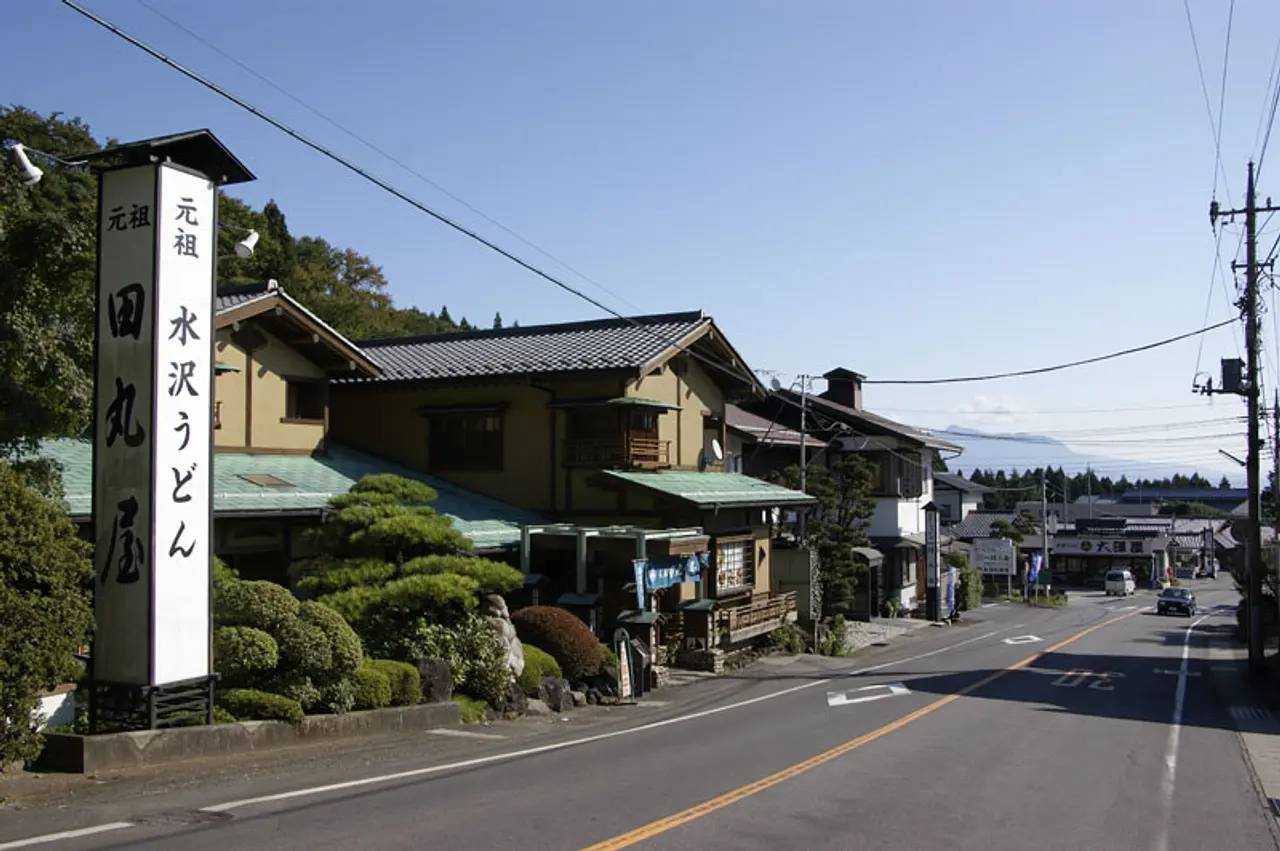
top-left (1206, 631), bottom-right (1280, 850)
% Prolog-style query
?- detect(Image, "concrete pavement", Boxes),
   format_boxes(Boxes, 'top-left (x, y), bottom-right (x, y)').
top-left (0, 584), bottom-right (1274, 851)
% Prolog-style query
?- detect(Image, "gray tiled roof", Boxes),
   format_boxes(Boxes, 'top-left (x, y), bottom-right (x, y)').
top-left (725, 404), bottom-right (826, 448)
top-left (933, 472), bottom-right (992, 493)
top-left (948, 511), bottom-right (1019, 541)
top-left (215, 282), bottom-right (274, 313)
top-left (779, 390), bottom-right (963, 453)
top-left (352, 311), bottom-right (709, 383)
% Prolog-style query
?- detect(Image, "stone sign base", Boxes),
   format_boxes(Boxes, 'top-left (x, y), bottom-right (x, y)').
top-left (36, 701), bottom-right (461, 775)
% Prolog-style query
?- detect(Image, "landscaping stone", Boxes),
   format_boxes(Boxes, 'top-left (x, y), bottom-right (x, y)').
top-left (570, 690), bottom-right (586, 707)
top-left (651, 665), bottom-right (671, 689)
top-left (482, 594), bottom-right (525, 678)
top-left (538, 676), bottom-right (573, 712)
top-left (525, 698), bottom-right (552, 716)
top-left (415, 657), bottom-right (454, 703)
top-left (494, 680), bottom-right (527, 716)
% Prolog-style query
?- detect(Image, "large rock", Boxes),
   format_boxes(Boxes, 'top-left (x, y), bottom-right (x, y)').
top-left (538, 676), bottom-right (573, 713)
top-left (492, 679), bottom-right (527, 717)
top-left (526, 698), bottom-right (552, 716)
top-left (415, 657), bottom-right (454, 703)
top-left (482, 594), bottom-right (524, 678)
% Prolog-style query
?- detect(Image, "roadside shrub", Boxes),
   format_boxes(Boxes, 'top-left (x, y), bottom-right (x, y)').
top-left (960, 564), bottom-right (984, 611)
top-left (351, 663), bottom-right (392, 710)
top-left (599, 643), bottom-right (619, 675)
top-left (518, 644), bottom-right (563, 696)
top-left (820, 615), bottom-right (847, 657)
top-left (217, 688), bottom-right (304, 724)
top-left (767, 622), bottom-right (806, 654)
top-left (213, 626), bottom-right (279, 683)
top-left (316, 678), bottom-right (357, 715)
top-left (364, 660), bottom-right (423, 706)
top-left (414, 614), bottom-right (513, 706)
top-left (511, 606), bottom-right (603, 684)
top-left (299, 600), bottom-right (363, 679)
top-left (214, 579), bottom-right (301, 633)
top-left (453, 694), bottom-right (487, 724)
top-left (212, 706), bottom-right (237, 725)
top-left (274, 617), bottom-right (333, 678)
top-left (0, 461), bottom-right (94, 767)
top-left (263, 672), bottom-right (322, 711)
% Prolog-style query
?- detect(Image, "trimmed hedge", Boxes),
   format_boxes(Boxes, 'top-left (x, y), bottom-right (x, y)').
top-left (351, 663), bottom-right (393, 710)
top-left (510, 606), bottom-right (603, 685)
top-left (365, 660), bottom-right (423, 706)
top-left (213, 626), bottom-right (279, 680)
top-left (299, 600), bottom-right (363, 679)
top-left (214, 580), bottom-right (301, 632)
top-left (217, 688), bottom-right (304, 724)
top-left (518, 643), bottom-right (562, 696)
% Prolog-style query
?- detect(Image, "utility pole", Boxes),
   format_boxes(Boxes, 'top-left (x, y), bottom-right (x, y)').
top-left (1087, 465), bottom-right (1093, 520)
top-left (1041, 469), bottom-right (1051, 601)
top-left (798, 374), bottom-right (808, 541)
top-left (1210, 162), bottom-right (1280, 679)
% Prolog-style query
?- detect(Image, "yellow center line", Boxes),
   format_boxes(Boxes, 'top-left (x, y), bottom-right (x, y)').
top-left (580, 608), bottom-right (1144, 851)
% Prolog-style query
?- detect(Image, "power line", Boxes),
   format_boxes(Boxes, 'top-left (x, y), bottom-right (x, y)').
top-left (130, 0), bottom-right (647, 317)
top-left (890, 402), bottom-right (1219, 416)
top-left (57, 0), bottom-right (769, 398)
top-left (862, 318), bottom-right (1237, 386)
top-left (932, 430), bottom-right (1244, 447)
top-left (1183, 0), bottom-right (1233, 198)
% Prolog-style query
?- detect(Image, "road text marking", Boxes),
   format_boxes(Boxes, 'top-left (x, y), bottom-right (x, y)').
top-left (1155, 669), bottom-right (1200, 677)
top-left (826, 682), bottom-right (910, 707)
top-left (1003, 635), bottom-right (1042, 645)
top-left (578, 610), bottom-right (1145, 850)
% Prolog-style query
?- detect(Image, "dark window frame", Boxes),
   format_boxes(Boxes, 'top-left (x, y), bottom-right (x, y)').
top-left (283, 377), bottom-right (326, 424)
top-left (429, 411), bottom-right (505, 472)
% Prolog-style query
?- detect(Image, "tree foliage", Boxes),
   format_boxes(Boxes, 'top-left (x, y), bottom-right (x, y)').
top-left (0, 107), bottom-right (100, 456)
top-left (296, 475), bottom-right (522, 664)
top-left (0, 460), bottom-right (93, 765)
top-left (770, 455), bottom-right (878, 620)
top-left (0, 105), bottom-right (517, 455)
top-left (967, 466), bottom-right (1221, 511)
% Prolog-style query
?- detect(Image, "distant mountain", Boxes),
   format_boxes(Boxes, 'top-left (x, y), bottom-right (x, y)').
top-left (932, 425), bottom-right (1235, 481)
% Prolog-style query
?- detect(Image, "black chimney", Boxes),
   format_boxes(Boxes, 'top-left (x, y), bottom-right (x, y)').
top-left (822, 368), bottom-right (865, 410)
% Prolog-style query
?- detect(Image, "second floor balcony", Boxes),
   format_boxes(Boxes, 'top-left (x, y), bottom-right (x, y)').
top-left (563, 435), bottom-right (672, 470)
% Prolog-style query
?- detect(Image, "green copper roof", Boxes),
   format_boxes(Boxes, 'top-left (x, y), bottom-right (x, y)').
top-left (600, 470), bottom-right (816, 509)
top-left (32, 438), bottom-right (543, 550)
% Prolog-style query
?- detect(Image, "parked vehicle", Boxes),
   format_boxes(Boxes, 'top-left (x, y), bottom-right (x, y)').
top-left (1156, 586), bottom-right (1197, 617)
top-left (1104, 568), bottom-right (1136, 596)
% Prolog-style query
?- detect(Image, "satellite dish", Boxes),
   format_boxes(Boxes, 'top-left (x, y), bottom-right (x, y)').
top-left (711, 439), bottom-right (724, 461)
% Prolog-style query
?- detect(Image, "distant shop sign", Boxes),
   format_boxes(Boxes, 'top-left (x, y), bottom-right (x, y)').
top-left (974, 538), bottom-right (1016, 576)
top-left (1053, 537), bottom-right (1148, 556)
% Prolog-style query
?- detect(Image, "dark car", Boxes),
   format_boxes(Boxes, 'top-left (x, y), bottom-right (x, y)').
top-left (1156, 586), bottom-right (1197, 617)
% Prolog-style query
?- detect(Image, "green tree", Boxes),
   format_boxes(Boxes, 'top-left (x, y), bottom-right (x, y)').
top-left (771, 455), bottom-right (877, 619)
top-left (493, 312), bottom-right (503, 329)
top-left (1219, 475), bottom-right (1232, 490)
top-left (295, 475), bottom-right (522, 661)
top-left (932, 450), bottom-right (949, 473)
top-left (0, 106), bottom-right (101, 456)
top-left (0, 461), bottom-right (93, 764)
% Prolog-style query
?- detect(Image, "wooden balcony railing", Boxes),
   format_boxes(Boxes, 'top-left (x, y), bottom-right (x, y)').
top-left (715, 592), bottom-right (797, 644)
top-left (564, 436), bottom-right (671, 469)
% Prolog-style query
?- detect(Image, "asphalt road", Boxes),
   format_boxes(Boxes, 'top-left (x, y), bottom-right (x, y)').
top-left (2, 581), bottom-right (1275, 851)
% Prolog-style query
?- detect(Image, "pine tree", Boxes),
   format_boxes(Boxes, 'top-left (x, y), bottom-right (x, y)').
top-left (493, 312), bottom-right (503, 329)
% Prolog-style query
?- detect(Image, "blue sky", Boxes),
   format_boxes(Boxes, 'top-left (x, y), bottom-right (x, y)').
top-left (7, 1), bottom-right (1280, 478)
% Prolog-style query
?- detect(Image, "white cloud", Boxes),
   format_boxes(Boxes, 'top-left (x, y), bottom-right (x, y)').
top-left (953, 394), bottom-right (1026, 424)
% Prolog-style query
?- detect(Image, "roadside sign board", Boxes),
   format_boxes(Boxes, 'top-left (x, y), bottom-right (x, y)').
top-left (974, 538), bottom-right (1016, 576)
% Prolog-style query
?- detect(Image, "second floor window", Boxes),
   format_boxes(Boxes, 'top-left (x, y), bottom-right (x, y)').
top-left (430, 412), bottom-right (504, 472)
top-left (285, 379), bottom-right (325, 422)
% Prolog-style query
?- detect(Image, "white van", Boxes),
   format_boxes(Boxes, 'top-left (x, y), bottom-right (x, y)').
top-left (1104, 568), bottom-right (1136, 596)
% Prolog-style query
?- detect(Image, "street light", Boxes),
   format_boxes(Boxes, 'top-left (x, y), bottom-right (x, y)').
top-left (3, 140), bottom-right (88, 187)
top-left (219, 223), bottom-right (259, 259)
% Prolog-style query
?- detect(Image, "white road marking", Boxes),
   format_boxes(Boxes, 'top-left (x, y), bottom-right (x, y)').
top-left (426, 728), bottom-right (506, 740)
top-left (1115, 606), bottom-right (1138, 611)
top-left (1154, 669), bottom-right (1200, 677)
top-left (1155, 612), bottom-right (1208, 851)
top-left (0, 823), bottom-right (134, 851)
top-left (1003, 635), bottom-right (1042, 645)
top-left (200, 629), bottom-right (1001, 814)
top-left (0, 628), bottom-right (1005, 849)
top-left (981, 603), bottom-right (1000, 608)
top-left (826, 682), bottom-right (911, 707)
top-left (637, 700), bottom-right (671, 707)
